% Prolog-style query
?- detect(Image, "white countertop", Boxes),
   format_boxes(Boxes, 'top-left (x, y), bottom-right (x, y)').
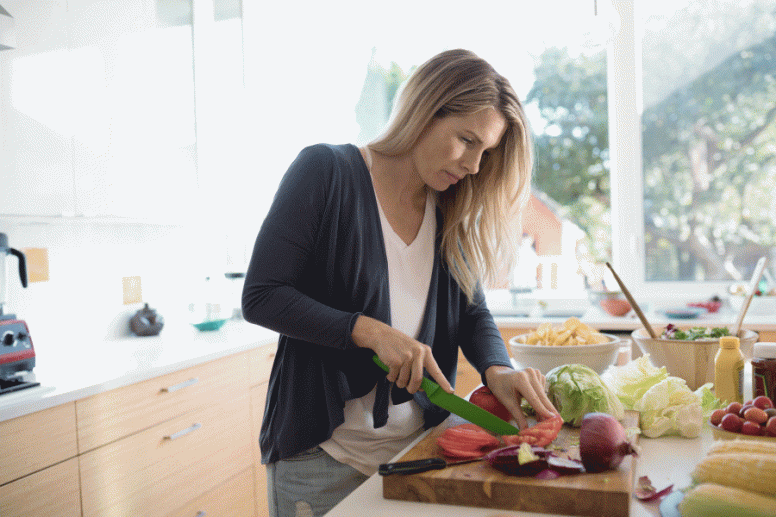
top-left (326, 424), bottom-right (714, 517)
top-left (490, 300), bottom-right (776, 333)
top-left (0, 319), bottom-right (278, 423)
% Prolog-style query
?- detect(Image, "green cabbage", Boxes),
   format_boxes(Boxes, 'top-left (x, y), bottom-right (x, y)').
top-left (545, 364), bottom-right (625, 427)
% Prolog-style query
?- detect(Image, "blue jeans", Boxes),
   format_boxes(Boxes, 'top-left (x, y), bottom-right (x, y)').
top-left (267, 446), bottom-right (370, 517)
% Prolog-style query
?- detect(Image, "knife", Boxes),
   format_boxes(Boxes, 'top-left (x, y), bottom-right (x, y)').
top-left (372, 355), bottom-right (521, 435)
top-left (378, 456), bottom-right (482, 476)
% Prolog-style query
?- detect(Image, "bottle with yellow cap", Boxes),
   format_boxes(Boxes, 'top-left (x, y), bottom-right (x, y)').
top-left (715, 336), bottom-right (745, 404)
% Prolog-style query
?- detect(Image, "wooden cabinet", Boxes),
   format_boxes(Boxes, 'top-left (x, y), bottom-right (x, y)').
top-left (0, 402), bottom-right (77, 486)
top-left (76, 352), bottom-right (249, 452)
top-left (0, 457), bottom-right (81, 517)
top-left (248, 342), bottom-right (277, 517)
top-left (80, 393), bottom-right (252, 517)
top-left (0, 403), bottom-right (80, 516)
top-left (0, 344), bottom-right (277, 517)
top-left (166, 468), bottom-right (256, 517)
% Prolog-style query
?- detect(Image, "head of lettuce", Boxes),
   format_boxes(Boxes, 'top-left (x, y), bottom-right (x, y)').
top-left (545, 364), bottom-right (625, 426)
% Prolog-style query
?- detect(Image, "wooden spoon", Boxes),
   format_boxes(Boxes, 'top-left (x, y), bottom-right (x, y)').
top-left (605, 262), bottom-right (657, 339)
top-left (731, 256), bottom-right (767, 338)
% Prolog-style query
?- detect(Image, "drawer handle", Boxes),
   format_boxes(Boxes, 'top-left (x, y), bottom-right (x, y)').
top-left (165, 422), bottom-right (202, 440)
top-left (195, 512), bottom-right (207, 517)
top-left (161, 377), bottom-right (199, 393)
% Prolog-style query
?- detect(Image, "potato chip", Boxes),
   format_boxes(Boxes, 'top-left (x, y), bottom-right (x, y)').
top-left (519, 317), bottom-right (609, 346)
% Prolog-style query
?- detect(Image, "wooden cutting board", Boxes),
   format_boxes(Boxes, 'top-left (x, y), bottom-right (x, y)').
top-left (383, 410), bottom-right (640, 517)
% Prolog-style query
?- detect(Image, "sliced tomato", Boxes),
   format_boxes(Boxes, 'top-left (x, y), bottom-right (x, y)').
top-left (502, 414), bottom-right (563, 448)
top-left (436, 442), bottom-right (487, 459)
top-left (440, 425), bottom-right (500, 449)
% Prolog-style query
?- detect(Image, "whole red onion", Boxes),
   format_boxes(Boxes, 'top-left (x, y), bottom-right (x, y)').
top-left (579, 412), bottom-right (638, 473)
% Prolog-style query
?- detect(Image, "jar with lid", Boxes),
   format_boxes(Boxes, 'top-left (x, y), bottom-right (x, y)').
top-left (752, 342), bottom-right (776, 400)
top-left (715, 336), bottom-right (744, 404)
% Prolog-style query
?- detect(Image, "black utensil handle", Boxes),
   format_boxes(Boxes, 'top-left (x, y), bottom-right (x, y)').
top-left (378, 457), bottom-right (447, 475)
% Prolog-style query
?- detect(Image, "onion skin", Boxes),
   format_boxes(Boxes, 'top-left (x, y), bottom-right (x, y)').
top-left (579, 412), bottom-right (637, 473)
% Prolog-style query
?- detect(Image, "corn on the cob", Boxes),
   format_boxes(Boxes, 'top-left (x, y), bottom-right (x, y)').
top-left (691, 453), bottom-right (776, 497)
top-left (679, 483), bottom-right (776, 517)
top-left (708, 439), bottom-right (776, 456)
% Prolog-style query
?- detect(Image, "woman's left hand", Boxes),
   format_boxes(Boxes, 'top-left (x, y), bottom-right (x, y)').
top-left (483, 365), bottom-right (558, 431)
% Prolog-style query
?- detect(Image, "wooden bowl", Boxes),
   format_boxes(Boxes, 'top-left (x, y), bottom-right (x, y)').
top-left (631, 328), bottom-right (759, 390)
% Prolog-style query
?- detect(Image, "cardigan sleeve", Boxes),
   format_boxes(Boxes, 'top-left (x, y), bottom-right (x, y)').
top-left (241, 145), bottom-right (361, 350)
top-left (458, 285), bottom-right (514, 385)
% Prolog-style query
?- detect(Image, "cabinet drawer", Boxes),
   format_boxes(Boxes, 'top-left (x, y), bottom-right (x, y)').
top-left (0, 457), bottom-right (81, 517)
top-left (247, 342), bottom-right (276, 387)
top-left (0, 403), bottom-right (77, 485)
top-left (166, 467), bottom-right (255, 517)
top-left (76, 352), bottom-right (250, 451)
top-left (80, 393), bottom-right (252, 517)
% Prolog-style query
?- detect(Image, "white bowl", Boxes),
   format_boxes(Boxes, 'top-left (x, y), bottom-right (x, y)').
top-left (508, 333), bottom-right (626, 375)
top-left (631, 328), bottom-right (759, 390)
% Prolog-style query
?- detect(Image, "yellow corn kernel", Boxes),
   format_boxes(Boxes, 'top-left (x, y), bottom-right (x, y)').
top-left (708, 439), bottom-right (776, 457)
top-left (691, 453), bottom-right (776, 497)
top-left (679, 483), bottom-right (776, 517)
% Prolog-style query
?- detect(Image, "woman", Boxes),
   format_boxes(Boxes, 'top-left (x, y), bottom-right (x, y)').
top-left (242, 48), bottom-right (558, 517)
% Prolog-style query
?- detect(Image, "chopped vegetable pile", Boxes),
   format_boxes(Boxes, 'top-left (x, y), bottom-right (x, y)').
top-left (660, 324), bottom-right (731, 341)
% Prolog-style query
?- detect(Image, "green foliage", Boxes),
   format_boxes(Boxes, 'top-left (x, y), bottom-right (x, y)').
top-left (526, 47), bottom-right (611, 262)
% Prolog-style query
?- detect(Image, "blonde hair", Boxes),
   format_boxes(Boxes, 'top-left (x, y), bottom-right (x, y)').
top-left (368, 49), bottom-right (534, 303)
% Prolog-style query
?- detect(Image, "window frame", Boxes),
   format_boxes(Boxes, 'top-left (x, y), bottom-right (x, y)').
top-left (609, 0), bottom-right (737, 300)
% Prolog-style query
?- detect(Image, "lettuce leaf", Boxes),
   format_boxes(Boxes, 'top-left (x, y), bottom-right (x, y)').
top-left (545, 364), bottom-right (625, 427)
top-left (600, 355), bottom-right (669, 409)
top-left (600, 355), bottom-right (727, 438)
top-left (635, 377), bottom-right (705, 437)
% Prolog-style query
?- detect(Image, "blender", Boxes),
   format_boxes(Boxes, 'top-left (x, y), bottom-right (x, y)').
top-left (0, 232), bottom-right (28, 320)
top-left (0, 233), bottom-right (37, 394)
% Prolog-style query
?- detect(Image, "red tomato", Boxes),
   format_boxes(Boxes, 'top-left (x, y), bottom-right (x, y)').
top-left (753, 395), bottom-right (774, 410)
top-left (741, 420), bottom-right (763, 436)
top-left (766, 416), bottom-right (776, 437)
top-left (469, 386), bottom-right (512, 422)
top-left (502, 414), bottom-right (563, 448)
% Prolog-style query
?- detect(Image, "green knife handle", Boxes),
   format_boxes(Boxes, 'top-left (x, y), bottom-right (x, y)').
top-left (371, 355), bottom-right (439, 395)
top-left (378, 458), bottom-right (447, 476)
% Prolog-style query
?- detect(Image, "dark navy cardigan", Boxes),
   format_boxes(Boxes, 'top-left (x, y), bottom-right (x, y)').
top-left (242, 143), bottom-right (513, 465)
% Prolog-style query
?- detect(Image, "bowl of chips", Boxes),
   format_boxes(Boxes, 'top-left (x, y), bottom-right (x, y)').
top-left (508, 318), bottom-right (627, 375)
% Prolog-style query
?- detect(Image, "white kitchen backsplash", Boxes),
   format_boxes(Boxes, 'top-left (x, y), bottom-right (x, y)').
top-left (0, 218), bottom-right (246, 350)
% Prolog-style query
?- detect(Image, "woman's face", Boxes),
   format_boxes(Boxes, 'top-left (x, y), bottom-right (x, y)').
top-left (411, 106), bottom-right (507, 192)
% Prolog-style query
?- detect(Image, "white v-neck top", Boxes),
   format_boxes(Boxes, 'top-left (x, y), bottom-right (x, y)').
top-left (320, 161), bottom-right (436, 476)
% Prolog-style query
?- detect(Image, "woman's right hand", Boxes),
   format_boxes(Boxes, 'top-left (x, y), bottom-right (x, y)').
top-left (352, 315), bottom-right (453, 395)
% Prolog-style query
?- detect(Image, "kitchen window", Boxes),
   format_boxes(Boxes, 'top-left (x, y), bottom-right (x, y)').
top-left (612, 0), bottom-right (776, 298)
top-left (237, 0), bottom-right (615, 293)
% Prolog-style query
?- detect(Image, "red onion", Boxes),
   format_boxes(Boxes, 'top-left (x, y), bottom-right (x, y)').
top-left (579, 412), bottom-right (638, 473)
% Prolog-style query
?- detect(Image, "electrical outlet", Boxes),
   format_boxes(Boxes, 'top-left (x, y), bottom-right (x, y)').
top-left (122, 276), bottom-right (142, 305)
top-left (21, 247), bottom-right (49, 283)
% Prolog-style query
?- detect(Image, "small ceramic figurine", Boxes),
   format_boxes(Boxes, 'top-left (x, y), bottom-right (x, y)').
top-left (130, 303), bottom-right (164, 336)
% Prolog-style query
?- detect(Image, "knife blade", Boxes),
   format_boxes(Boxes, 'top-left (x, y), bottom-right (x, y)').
top-left (372, 355), bottom-right (521, 435)
top-left (378, 456), bottom-right (482, 476)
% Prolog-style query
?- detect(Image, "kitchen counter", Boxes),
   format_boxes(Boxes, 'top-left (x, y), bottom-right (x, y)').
top-left (326, 422), bottom-right (714, 517)
top-left (489, 295), bottom-right (776, 333)
top-left (0, 319), bottom-right (278, 423)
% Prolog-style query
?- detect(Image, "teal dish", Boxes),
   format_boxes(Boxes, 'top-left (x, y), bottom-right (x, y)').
top-left (192, 319), bottom-right (229, 331)
top-left (662, 307), bottom-right (705, 319)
